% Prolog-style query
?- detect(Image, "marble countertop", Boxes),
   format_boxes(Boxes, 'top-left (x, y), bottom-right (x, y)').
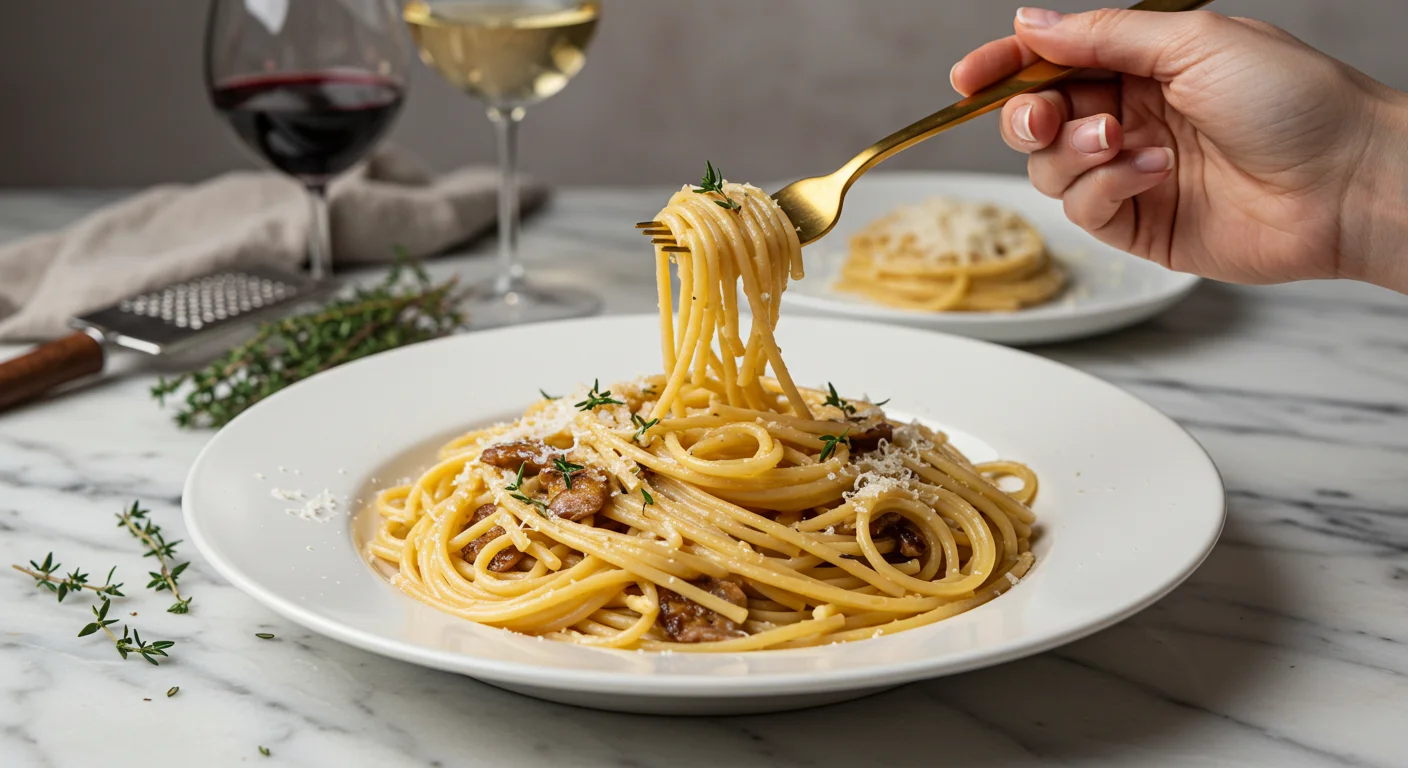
top-left (2, 189), bottom-right (1406, 768)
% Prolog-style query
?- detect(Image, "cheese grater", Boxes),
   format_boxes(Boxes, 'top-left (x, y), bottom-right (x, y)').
top-left (0, 266), bottom-right (329, 412)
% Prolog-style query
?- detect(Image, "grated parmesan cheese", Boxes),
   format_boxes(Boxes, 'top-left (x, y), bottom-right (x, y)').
top-left (271, 487), bottom-right (340, 522)
top-left (841, 420), bottom-right (937, 503)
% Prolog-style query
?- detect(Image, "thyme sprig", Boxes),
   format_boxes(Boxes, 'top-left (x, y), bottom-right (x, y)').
top-left (552, 456), bottom-right (585, 489)
top-left (824, 383), bottom-right (857, 416)
top-left (152, 258), bottom-right (466, 428)
top-left (641, 487), bottom-right (655, 513)
top-left (77, 596), bottom-right (175, 665)
top-left (504, 463), bottom-right (528, 493)
top-left (693, 161), bottom-right (741, 212)
top-left (819, 429), bottom-right (851, 462)
top-left (510, 492), bottom-right (549, 516)
top-left (13, 557), bottom-right (175, 664)
top-left (630, 413), bottom-right (660, 444)
top-left (575, 379), bottom-right (625, 411)
top-left (539, 389), bottom-right (560, 401)
top-left (13, 554), bottom-right (124, 602)
top-left (116, 502), bottom-right (192, 614)
top-left (505, 464), bottom-right (549, 516)
top-left (13, 502), bottom-right (184, 666)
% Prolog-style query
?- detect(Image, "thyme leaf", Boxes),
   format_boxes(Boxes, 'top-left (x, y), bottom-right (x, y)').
top-left (575, 379), bottom-right (625, 411)
top-left (824, 383), bottom-right (857, 416)
top-left (692, 161), bottom-right (741, 212)
top-left (552, 456), bottom-right (585, 489)
top-left (819, 429), bottom-right (851, 462)
top-left (630, 413), bottom-right (660, 444)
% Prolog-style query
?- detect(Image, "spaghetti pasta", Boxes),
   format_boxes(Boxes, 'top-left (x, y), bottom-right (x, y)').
top-left (834, 197), bottom-right (1066, 312)
top-left (369, 180), bottom-right (1038, 651)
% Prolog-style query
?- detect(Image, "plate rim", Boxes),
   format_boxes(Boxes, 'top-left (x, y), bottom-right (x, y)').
top-left (183, 314), bottom-right (1226, 697)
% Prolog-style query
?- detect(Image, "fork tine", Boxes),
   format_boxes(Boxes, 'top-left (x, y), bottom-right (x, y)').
top-left (642, 229), bottom-right (671, 236)
top-left (661, 246), bottom-right (689, 253)
top-left (650, 238), bottom-right (677, 245)
top-left (635, 221), bottom-right (664, 229)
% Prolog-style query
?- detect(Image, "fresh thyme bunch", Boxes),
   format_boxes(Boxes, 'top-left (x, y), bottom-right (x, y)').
top-left (152, 261), bottom-right (465, 428)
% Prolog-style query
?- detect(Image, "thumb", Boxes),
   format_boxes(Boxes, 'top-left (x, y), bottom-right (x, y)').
top-left (1013, 7), bottom-right (1237, 80)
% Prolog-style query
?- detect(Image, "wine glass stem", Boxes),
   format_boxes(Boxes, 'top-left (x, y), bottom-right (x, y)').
top-left (306, 184), bottom-right (332, 281)
top-left (487, 106), bottom-right (526, 295)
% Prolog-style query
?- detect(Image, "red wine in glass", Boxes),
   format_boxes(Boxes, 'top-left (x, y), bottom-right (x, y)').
top-left (205, 0), bottom-right (410, 280)
top-left (212, 73), bottom-right (404, 182)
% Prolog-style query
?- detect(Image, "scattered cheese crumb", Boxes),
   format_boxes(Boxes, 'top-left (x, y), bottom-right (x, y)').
top-left (273, 487), bottom-right (339, 522)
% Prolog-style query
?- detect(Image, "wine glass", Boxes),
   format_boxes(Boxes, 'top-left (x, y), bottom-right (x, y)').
top-left (404, 0), bottom-right (602, 327)
top-left (205, 0), bottom-right (412, 281)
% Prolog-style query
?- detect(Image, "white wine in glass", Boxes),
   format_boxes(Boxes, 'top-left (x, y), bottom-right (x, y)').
top-left (405, 0), bottom-right (602, 327)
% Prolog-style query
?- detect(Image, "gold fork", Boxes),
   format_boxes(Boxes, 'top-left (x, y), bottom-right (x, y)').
top-left (639, 0), bottom-right (1212, 248)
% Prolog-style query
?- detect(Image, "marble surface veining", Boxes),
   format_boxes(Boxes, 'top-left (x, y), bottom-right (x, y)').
top-left (1, 190), bottom-right (1406, 768)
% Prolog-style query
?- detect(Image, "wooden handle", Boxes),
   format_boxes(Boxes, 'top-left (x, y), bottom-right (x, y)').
top-left (0, 331), bottom-right (105, 412)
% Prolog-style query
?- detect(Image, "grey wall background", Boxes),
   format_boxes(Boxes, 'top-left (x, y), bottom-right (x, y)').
top-left (2, 0), bottom-right (1405, 188)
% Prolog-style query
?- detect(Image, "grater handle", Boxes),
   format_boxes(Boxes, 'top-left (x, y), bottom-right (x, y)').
top-left (0, 332), bottom-right (106, 412)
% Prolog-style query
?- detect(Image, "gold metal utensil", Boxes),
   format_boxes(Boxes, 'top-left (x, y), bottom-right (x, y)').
top-left (638, 0), bottom-right (1213, 249)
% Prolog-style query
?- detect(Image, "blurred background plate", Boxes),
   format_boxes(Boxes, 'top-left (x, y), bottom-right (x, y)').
top-left (781, 172), bottom-right (1200, 345)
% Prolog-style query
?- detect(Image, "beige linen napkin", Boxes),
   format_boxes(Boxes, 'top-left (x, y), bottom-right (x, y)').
top-left (0, 146), bottom-right (546, 342)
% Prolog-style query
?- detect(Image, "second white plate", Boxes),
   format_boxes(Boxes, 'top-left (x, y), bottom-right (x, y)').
top-left (782, 172), bottom-right (1200, 345)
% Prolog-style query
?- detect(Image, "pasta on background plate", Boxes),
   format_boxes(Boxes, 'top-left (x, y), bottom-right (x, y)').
top-left (835, 197), bottom-right (1067, 312)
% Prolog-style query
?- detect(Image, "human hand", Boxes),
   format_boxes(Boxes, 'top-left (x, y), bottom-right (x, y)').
top-left (951, 8), bottom-right (1408, 291)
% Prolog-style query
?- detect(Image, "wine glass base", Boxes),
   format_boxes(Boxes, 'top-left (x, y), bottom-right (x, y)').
top-left (462, 280), bottom-right (602, 330)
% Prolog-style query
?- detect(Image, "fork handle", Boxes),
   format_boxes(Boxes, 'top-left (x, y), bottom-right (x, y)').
top-left (0, 331), bottom-right (106, 413)
top-left (839, 0), bottom-right (1214, 181)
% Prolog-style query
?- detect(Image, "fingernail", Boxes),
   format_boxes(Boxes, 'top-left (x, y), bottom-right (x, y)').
top-left (1133, 147), bottom-right (1175, 173)
top-left (1016, 7), bottom-right (1063, 29)
top-left (1013, 104), bottom-right (1036, 143)
top-left (1073, 118), bottom-right (1110, 154)
top-left (949, 62), bottom-right (961, 92)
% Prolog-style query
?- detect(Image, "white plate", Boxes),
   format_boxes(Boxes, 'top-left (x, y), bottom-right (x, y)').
top-left (782, 172), bottom-right (1201, 345)
top-left (184, 315), bottom-right (1224, 715)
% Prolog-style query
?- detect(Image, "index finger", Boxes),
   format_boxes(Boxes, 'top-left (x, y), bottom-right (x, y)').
top-left (951, 34), bottom-right (1120, 96)
top-left (951, 35), bottom-right (1040, 96)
